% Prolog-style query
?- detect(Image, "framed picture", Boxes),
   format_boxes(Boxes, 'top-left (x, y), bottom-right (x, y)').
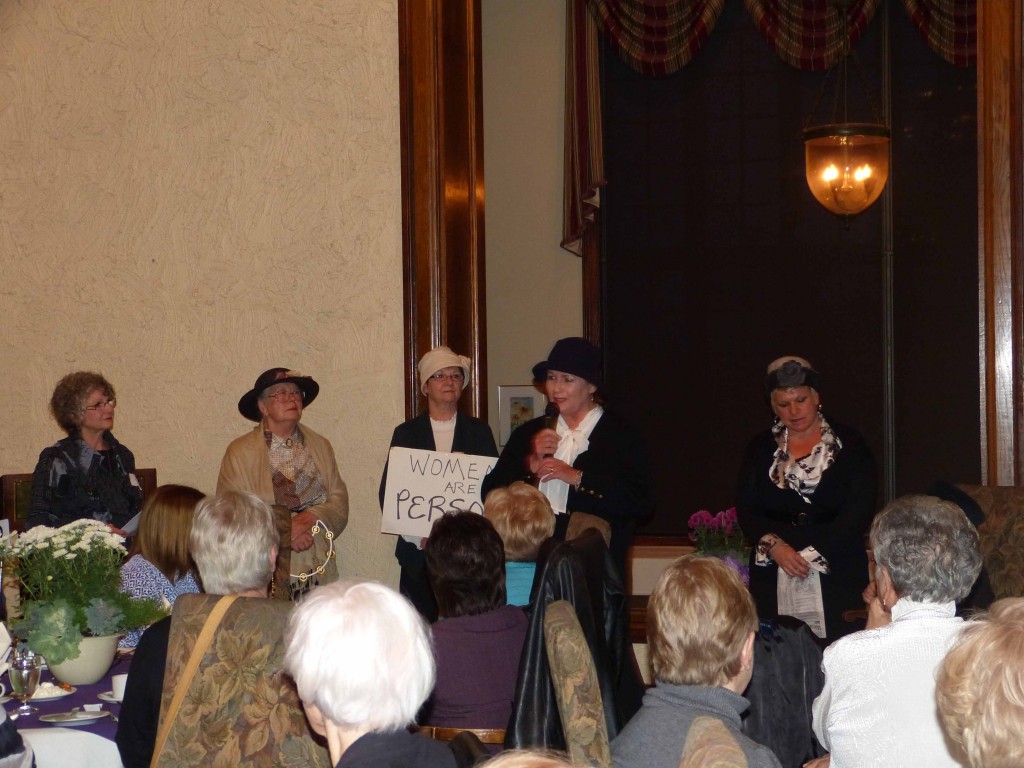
top-left (497, 384), bottom-right (548, 447)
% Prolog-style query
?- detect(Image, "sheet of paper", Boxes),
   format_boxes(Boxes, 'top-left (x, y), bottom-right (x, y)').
top-left (381, 447), bottom-right (497, 538)
top-left (121, 512), bottom-right (141, 536)
top-left (776, 550), bottom-right (827, 639)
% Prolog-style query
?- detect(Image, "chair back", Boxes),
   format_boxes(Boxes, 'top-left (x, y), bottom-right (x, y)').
top-left (678, 716), bottom-right (749, 768)
top-left (1, 468), bottom-right (157, 533)
top-left (566, 511), bottom-right (611, 548)
top-left (543, 599), bottom-right (611, 768)
top-left (419, 726), bottom-right (506, 745)
top-left (506, 528), bottom-right (642, 751)
top-left (152, 594), bottom-right (330, 768)
top-left (958, 484), bottom-right (1024, 598)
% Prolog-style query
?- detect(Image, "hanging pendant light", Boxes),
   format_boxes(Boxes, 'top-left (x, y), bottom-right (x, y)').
top-left (803, 1), bottom-right (890, 221)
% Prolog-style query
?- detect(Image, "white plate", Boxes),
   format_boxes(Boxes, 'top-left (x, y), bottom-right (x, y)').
top-left (30, 685), bottom-right (75, 701)
top-left (39, 711), bottom-right (110, 726)
top-left (0, 685), bottom-right (76, 703)
top-left (97, 692), bottom-right (121, 704)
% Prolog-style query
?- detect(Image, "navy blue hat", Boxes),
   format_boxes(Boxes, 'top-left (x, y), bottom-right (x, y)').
top-left (532, 337), bottom-right (603, 388)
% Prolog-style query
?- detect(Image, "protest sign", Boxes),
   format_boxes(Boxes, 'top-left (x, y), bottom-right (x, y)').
top-left (380, 447), bottom-right (498, 538)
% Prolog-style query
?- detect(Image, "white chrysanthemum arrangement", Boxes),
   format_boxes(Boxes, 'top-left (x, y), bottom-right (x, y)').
top-left (0, 519), bottom-right (165, 663)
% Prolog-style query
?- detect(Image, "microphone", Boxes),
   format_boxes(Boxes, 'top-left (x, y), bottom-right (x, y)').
top-left (542, 403), bottom-right (559, 458)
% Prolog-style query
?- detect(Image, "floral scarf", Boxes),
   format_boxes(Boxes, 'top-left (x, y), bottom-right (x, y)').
top-left (264, 428), bottom-right (327, 512)
top-left (768, 415), bottom-right (842, 503)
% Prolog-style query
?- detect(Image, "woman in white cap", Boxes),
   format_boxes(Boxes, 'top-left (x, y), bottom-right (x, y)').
top-left (218, 367), bottom-right (348, 594)
top-left (379, 346), bottom-right (498, 621)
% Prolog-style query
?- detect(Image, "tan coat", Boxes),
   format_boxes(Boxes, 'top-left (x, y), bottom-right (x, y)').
top-left (217, 424), bottom-right (348, 586)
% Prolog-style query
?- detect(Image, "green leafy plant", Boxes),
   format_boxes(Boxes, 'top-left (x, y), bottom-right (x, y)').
top-left (0, 519), bottom-right (167, 663)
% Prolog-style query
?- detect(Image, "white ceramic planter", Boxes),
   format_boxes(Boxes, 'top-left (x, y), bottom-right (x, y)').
top-left (47, 634), bottom-right (120, 686)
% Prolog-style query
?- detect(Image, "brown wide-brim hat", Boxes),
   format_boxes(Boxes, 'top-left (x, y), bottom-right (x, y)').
top-left (238, 368), bottom-right (320, 422)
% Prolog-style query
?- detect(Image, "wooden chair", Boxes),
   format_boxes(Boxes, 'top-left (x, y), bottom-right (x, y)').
top-left (418, 726), bottom-right (506, 745)
top-left (0, 468), bottom-right (157, 532)
top-left (543, 599), bottom-right (612, 768)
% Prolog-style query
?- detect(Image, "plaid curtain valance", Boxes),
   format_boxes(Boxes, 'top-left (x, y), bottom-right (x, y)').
top-left (900, 0), bottom-right (976, 67)
top-left (744, 0), bottom-right (880, 71)
top-left (586, 0), bottom-right (728, 76)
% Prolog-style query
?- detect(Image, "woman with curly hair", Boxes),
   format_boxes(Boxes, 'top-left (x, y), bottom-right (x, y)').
top-left (28, 371), bottom-right (142, 530)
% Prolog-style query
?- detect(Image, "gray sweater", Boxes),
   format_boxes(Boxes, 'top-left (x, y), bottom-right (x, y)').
top-left (611, 683), bottom-right (782, 768)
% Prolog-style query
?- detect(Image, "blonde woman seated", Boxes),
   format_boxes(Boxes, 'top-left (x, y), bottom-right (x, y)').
top-left (936, 597), bottom-right (1024, 768)
top-left (484, 481), bottom-right (556, 606)
top-left (118, 484), bottom-right (204, 648)
top-left (808, 495), bottom-right (982, 768)
top-left (611, 555), bottom-right (782, 768)
top-left (283, 580), bottom-right (456, 768)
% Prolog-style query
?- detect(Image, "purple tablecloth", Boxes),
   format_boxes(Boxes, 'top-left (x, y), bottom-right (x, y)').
top-left (7, 652), bottom-right (131, 740)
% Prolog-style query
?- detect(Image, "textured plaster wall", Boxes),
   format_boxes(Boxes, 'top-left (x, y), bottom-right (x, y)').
top-left (0, 0), bottom-right (403, 585)
top-left (482, 0), bottom-right (582, 440)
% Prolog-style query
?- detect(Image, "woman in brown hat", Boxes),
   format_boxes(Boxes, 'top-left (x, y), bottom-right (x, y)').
top-left (482, 337), bottom-right (650, 572)
top-left (378, 346), bottom-right (498, 621)
top-left (217, 368), bottom-right (348, 593)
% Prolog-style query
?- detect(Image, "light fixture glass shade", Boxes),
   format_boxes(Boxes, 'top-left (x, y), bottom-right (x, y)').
top-left (803, 124), bottom-right (890, 216)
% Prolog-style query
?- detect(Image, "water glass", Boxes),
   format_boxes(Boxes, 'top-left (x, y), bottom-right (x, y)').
top-left (8, 652), bottom-right (40, 716)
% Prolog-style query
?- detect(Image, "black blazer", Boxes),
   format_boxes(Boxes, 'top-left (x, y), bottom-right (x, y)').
top-left (481, 409), bottom-right (650, 569)
top-left (378, 411), bottom-right (498, 508)
top-left (736, 420), bottom-right (877, 641)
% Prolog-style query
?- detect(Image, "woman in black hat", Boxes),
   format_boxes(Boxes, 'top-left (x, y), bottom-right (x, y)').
top-left (736, 356), bottom-right (876, 643)
top-left (217, 368), bottom-right (348, 592)
top-left (482, 338), bottom-right (650, 571)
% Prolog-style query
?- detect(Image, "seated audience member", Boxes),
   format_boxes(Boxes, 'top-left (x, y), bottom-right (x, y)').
top-left (936, 597), bottom-right (1024, 768)
top-left (611, 555), bottom-right (782, 768)
top-left (119, 484), bottom-right (204, 648)
top-left (283, 579), bottom-right (456, 768)
top-left (421, 511), bottom-right (528, 730)
top-left (0, 707), bottom-right (32, 768)
top-left (808, 494), bottom-right (982, 768)
top-left (483, 481), bottom-right (556, 606)
top-left (115, 490), bottom-right (278, 768)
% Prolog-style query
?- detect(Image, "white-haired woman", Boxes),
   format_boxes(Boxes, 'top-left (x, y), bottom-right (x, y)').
top-left (808, 495), bottom-right (982, 768)
top-left (737, 356), bottom-right (877, 642)
top-left (283, 580), bottom-right (456, 768)
top-left (936, 598), bottom-right (1024, 768)
top-left (116, 491), bottom-right (279, 768)
top-left (379, 346), bottom-right (498, 621)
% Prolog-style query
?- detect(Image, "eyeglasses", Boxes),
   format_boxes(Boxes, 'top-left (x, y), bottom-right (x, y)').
top-left (82, 398), bottom-right (116, 412)
top-left (264, 388), bottom-right (303, 402)
top-left (430, 372), bottom-right (465, 382)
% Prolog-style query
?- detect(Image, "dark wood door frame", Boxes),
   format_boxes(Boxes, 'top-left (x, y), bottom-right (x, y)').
top-left (400, 1), bottom-right (1024, 483)
top-left (398, 0), bottom-right (488, 420)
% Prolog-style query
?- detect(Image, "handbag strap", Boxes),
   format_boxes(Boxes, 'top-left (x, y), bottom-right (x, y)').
top-left (150, 595), bottom-right (240, 767)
